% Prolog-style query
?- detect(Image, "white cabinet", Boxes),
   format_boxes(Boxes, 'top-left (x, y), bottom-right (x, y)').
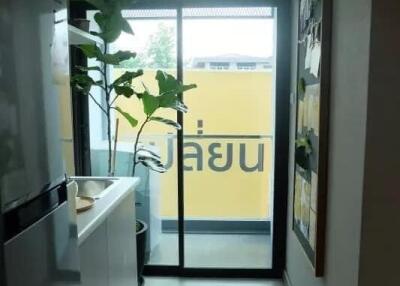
top-left (107, 192), bottom-right (137, 286)
top-left (79, 192), bottom-right (137, 286)
top-left (80, 223), bottom-right (108, 286)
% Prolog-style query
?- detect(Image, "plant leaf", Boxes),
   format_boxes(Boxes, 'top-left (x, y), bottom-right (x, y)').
top-left (298, 78), bottom-right (306, 94)
top-left (296, 137), bottom-right (312, 155)
top-left (156, 70), bottom-right (197, 96)
top-left (141, 91), bottom-right (159, 115)
top-left (121, 18), bottom-right (134, 35)
top-left (180, 83), bottom-right (197, 93)
top-left (78, 44), bottom-right (102, 58)
top-left (71, 74), bottom-right (96, 94)
top-left (93, 10), bottom-right (124, 43)
top-left (155, 71), bottom-right (195, 112)
top-left (76, 66), bottom-right (103, 73)
top-left (137, 150), bottom-right (161, 162)
top-left (114, 107), bottom-right (138, 127)
top-left (136, 146), bottom-right (161, 160)
top-left (112, 70), bottom-right (143, 86)
top-left (98, 50), bottom-right (137, 65)
top-left (149, 117), bottom-right (181, 130)
top-left (158, 95), bottom-right (188, 113)
top-left (91, 2), bottom-right (134, 43)
top-left (138, 156), bottom-right (166, 173)
top-left (79, 45), bottom-right (136, 65)
top-left (114, 86), bottom-right (134, 97)
top-left (158, 93), bottom-right (176, 108)
top-left (172, 100), bottom-right (189, 113)
top-left (155, 70), bottom-right (178, 95)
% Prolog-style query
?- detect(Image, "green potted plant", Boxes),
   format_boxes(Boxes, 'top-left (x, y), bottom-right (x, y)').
top-left (130, 70), bottom-right (196, 285)
top-left (71, 1), bottom-right (196, 284)
top-left (71, 0), bottom-right (142, 176)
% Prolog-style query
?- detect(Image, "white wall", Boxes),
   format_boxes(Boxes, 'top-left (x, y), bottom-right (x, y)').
top-left (285, 0), bottom-right (372, 285)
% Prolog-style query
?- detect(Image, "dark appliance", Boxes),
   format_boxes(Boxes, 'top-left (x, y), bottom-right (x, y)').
top-left (0, 0), bottom-right (80, 285)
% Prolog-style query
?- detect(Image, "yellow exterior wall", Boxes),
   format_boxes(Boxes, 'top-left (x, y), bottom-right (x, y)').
top-left (115, 69), bottom-right (273, 219)
top-left (59, 74), bottom-right (75, 176)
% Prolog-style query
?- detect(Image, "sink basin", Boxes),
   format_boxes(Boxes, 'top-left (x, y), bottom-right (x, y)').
top-left (72, 177), bottom-right (116, 199)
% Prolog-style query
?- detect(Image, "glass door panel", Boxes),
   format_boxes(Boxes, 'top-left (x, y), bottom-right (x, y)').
top-left (87, 9), bottom-right (179, 266)
top-left (182, 7), bottom-right (277, 269)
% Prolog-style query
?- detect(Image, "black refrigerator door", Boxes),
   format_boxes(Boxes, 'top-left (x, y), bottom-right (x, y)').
top-left (3, 183), bottom-right (80, 286)
top-left (0, 0), bottom-right (71, 211)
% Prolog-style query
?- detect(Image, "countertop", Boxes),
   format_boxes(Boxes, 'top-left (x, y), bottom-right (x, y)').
top-left (75, 177), bottom-right (140, 245)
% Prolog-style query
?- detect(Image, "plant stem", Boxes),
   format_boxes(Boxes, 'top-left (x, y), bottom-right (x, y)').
top-left (89, 92), bottom-right (107, 114)
top-left (102, 41), bottom-right (112, 176)
top-left (106, 104), bottom-right (112, 176)
top-left (110, 94), bottom-right (120, 106)
top-left (132, 115), bottom-right (150, 177)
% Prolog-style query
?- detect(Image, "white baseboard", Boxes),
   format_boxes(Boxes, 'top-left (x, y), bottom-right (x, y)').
top-left (283, 270), bottom-right (293, 286)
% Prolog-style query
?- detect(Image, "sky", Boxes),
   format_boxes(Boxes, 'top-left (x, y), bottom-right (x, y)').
top-left (115, 18), bottom-right (275, 61)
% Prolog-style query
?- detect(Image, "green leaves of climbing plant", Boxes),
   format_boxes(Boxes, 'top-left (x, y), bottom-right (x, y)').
top-left (98, 50), bottom-right (137, 65)
top-left (76, 66), bottom-right (103, 73)
top-left (86, 0), bottom-right (134, 43)
top-left (114, 86), bottom-right (134, 97)
top-left (155, 70), bottom-right (196, 112)
top-left (149, 117), bottom-right (182, 130)
top-left (135, 71), bottom-right (197, 117)
top-left (71, 74), bottom-right (102, 94)
top-left (78, 44), bottom-right (101, 58)
top-left (136, 147), bottom-right (166, 173)
top-left (74, 46), bottom-right (143, 99)
top-left (112, 70), bottom-right (143, 86)
top-left (78, 45), bottom-right (136, 65)
top-left (114, 107), bottom-right (138, 128)
top-left (112, 70), bottom-right (143, 98)
top-left (156, 70), bottom-right (197, 96)
top-left (125, 71), bottom-right (196, 145)
top-left (141, 91), bottom-right (159, 115)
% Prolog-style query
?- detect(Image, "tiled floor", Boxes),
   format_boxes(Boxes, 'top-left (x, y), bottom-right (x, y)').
top-left (148, 233), bottom-right (272, 268)
top-left (144, 277), bottom-right (283, 286)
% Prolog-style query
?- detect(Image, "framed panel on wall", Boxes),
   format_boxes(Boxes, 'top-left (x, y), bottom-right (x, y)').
top-left (292, 0), bottom-right (332, 277)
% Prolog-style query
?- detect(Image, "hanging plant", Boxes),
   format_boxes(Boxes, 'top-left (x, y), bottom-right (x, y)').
top-left (295, 131), bottom-right (313, 170)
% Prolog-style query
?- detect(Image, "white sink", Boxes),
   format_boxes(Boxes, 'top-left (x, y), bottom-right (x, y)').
top-left (70, 177), bottom-right (117, 199)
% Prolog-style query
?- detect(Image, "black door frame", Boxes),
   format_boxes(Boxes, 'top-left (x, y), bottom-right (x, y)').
top-left (70, 0), bottom-right (291, 279)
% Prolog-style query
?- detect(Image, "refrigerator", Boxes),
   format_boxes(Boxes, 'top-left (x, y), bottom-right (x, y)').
top-left (0, 0), bottom-right (80, 285)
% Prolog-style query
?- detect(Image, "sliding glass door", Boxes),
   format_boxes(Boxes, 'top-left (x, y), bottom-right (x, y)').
top-left (182, 7), bottom-right (276, 269)
top-left (76, 0), bottom-right (290, 277)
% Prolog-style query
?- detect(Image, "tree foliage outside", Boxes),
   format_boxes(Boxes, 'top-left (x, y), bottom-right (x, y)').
top-left (118, 23), bottom-right (176, 69)
top-left (118, 53), bottom-right (146, 69)
top-left (147, 24), bottom-right (176, 69)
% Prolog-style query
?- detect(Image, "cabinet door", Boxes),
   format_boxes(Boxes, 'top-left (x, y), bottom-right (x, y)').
top-left (107, 192), bottom-right (137, 286)
top-left (80, 222), bottom-right (108, 286)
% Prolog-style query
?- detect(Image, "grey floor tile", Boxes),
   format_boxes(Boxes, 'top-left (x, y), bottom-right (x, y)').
top-left (148, 233), bottom-right (272, 269)
top-left (144, 277), bottom-right (283, 286)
